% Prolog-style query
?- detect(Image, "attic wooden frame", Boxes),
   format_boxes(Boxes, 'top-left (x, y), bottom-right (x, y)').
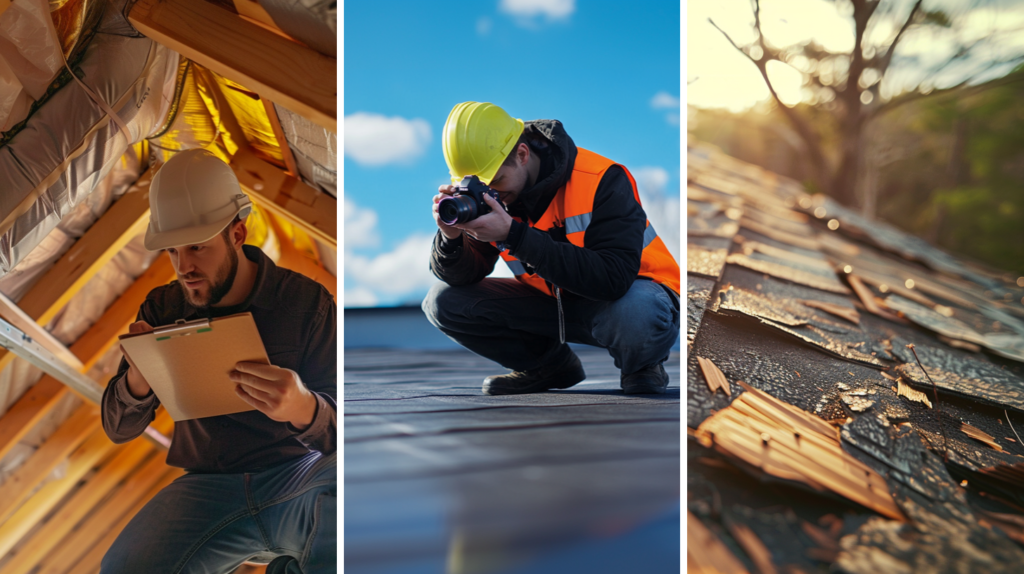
top-left (0, 5), bottom-right (335, 574)
top-left (128, 0), bottom-right (337, 133)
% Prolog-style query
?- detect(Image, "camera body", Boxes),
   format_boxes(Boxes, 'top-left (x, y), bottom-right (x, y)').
top-left (438, 175), bottom-right (503, 226)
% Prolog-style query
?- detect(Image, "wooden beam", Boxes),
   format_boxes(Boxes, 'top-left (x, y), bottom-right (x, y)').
top-left (0, 378), bottom-right (66, 462)
top-left (68, 468), bottom-right (185, 574)
top-left (0, 255), bottom-right (174, 466)
top-left (128, 0), bottom-right (336, 132)
top-left (0, 404), bottom-right (99, 525)
top-left (267, 213), bottom-right (336, 299)
top-left (33, 455), bottom-right (178, 574)
top-left (0, 413), bottom-right (170, 574)
top-left (16, 180), bottom-right (153, 328)
top-left (262, 99), bottom-right (299, 178)
top-left (232, 149), bottom-right (336, 247)
top-left (71, 254), bottom-right (176, 373)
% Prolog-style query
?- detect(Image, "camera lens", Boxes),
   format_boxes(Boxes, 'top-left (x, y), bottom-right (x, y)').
top-left (438, 195), bottom-right (477, 225)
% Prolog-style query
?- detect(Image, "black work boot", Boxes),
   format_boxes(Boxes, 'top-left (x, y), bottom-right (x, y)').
top-left (621, 363), bottom-right (669, 394)
top-left (482, 351), bottom-right (586, 395)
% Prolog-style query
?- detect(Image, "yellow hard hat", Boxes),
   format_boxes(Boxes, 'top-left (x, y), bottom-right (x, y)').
top-left (442, 102), bottom-right (524, 184)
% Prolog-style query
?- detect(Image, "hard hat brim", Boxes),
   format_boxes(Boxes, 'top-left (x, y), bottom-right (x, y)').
top-left (143, 209), bottom-right (244, 252)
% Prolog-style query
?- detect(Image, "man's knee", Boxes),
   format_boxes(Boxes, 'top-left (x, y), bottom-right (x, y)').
top-left (422, 282), bottom-right (454, 328)
top-left (594, 281), bottom-right (678, 344)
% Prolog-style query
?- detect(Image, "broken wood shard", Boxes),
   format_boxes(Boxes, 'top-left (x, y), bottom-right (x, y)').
top-left (697, 356), bottom-right (731, 396)
top-left (800, 299), bottom-right (861, 325)
top-left (961, 423), bottom-right (1003, 452)
top-left (896, 379), bottom-right (933, 409)
top-left (694, 381), bottom-right (905, 521)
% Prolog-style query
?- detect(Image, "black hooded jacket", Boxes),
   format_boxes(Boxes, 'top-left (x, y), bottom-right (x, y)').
top-left (429, 120), bottom-right (648, 301)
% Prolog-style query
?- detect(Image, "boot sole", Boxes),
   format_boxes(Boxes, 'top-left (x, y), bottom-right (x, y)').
top-left (482, 372), bottom-right (585, 396)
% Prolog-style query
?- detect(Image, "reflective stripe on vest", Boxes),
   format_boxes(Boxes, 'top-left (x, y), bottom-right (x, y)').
top-left (505, 258), bottom-right (526, 276)
top-left (494, 148), bottom-right (680, 296)
top-left (643, 222), bottom-right (657, 248)
top-left (565, 212), bottom-right (592, 235)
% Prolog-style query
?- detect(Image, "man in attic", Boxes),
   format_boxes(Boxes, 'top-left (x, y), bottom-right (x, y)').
top-left (99, 149), bottom-right (336, 574)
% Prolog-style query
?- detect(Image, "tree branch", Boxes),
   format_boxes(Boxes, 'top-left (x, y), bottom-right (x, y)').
top-left (877, 0), bottom-right (924, 76)
top-left (872, 67), bottom-right (1024, 118)
top-left (708, 15), bottom-right (829, 183)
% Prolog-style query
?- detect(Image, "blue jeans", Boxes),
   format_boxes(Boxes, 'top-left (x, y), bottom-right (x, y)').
top-left (423, 278), bottom-right (680, 374)
top-left (100, 451), bottom-right (336, 574)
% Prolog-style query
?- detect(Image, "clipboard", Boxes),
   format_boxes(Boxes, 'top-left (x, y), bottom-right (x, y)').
top-left (118, 312), bottom-right (270, 421)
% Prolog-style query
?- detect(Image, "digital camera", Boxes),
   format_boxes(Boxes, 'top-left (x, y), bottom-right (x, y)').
top-left (438, 175), bottom-right (502, 225)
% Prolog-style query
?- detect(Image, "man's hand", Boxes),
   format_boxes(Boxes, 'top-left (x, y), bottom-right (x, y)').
top-left (121, 321), bottom-right (154, 399)
top-left (457, 193), bottom-right (513, 243)
top-left (231, 362), bottom-right (318, 431)
top-left (433, 185), bottom-right (463, 240)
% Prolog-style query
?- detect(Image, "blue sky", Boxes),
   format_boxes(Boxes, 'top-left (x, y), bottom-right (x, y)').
top-left (344, 0), bottom-right (681, 307)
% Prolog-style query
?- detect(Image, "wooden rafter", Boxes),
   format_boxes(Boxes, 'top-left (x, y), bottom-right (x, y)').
top-left (0, 378), bottom-right (67, 462)
top-left (16, 179), bottom-right (153, 328)
top-left (0, 253), bottom-right (174, 461)
top-left (128, 0), bottom-right (336, 132)
top-left (0, 404), bottom-right (99, 525)
top-left (232, 149), bottom-right (337, 247)
top-left (72, 254), bottom-right (176, 373)
top-left (262, 98), bottom-right (300, 177)
top-left (267, 212), bottom-right (336, 299)
top-left (0, 411), bottom-right (173, 573)
top-left (32, 456), bottom-right (178, 574)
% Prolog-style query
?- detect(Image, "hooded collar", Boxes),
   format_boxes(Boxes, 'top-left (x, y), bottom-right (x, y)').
top-left (509, 119), bottom-right (577, 223)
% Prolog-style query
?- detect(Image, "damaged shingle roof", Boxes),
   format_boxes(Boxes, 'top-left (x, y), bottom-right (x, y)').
top-left (686, 143), bottom-right (1024, 573)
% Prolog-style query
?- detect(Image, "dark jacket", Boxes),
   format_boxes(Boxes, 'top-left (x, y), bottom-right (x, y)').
top-left (101, 245), bottom-right (337, 473)
top-left (429, 120), bottom-right (647, 301)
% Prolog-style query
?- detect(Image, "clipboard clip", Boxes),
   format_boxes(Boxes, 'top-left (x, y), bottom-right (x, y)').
top-left (153, 318), bottom-right (212, 340)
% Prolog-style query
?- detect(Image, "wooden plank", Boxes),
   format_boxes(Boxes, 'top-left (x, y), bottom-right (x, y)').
top-left (68, 468), bottom-right (184, 574)
top-left (0, 423), bottom-right (162, 574)
top-left (0, 404), bottom-right (99, 525)
top-left (0, 254), bottom-right (173, 471)
top-left (232, 149), bottom-right (336, 247)
top-left (33, 457), bottom-right (177, 574)
top-left (267, 213), bottom-right (336, 299)
top-left (16, 182), bottom-right (152, 328)
top-left (0, 426), bottom-right (114, 561)
top-left (128, 0), bottom-right (336, 132)
top-left (70, 254), bottom-right (176, 373)
top-left (0, 378), bottom-right (67, 462)
top-left (262, 99), bottom-right (299, 177)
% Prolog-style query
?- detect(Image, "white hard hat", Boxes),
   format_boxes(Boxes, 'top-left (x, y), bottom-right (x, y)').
top-left (144, 149), bottom-right (253, 251)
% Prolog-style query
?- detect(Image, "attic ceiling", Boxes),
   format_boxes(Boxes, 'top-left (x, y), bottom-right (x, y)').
top-left (0, 0), bottom-right (336, 571)
top-left (687, 143), bottom-right (1024, 573)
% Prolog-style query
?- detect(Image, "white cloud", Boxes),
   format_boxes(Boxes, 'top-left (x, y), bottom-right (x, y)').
top-left (477, 16), bottom-right (492, 35)
top-left (650, 91), bottom-right (680, 109)
top-left (344, 287), bottom-right (378, 308)
top-left (665, 112), bottom-right (680, 127)
top-left (344, 113), bottom-right (432, 167)
top-left (500, 0), bottom-right (574, 23)
top-left (345, 232), bottom-right (438, 297)
top-left (344, 196), bottom-right (380, 249)
top-left (632, 166), bottom-right (681, 261)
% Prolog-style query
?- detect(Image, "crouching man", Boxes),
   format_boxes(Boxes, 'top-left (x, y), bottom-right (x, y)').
top-left (423, 102), bottom-right (680, 395)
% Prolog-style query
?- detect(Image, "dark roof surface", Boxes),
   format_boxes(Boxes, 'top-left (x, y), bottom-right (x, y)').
top-left (345, 346), bottom-right (681, 573)
top-left (687, 144), bottom-right (1024, 573)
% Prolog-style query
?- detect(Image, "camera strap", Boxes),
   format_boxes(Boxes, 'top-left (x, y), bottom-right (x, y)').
top-left (555, 286), bottom-right (565, 344)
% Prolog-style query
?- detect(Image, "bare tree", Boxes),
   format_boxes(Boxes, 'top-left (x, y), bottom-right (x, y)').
top-left (710, 0), bottom-right (1024, 207)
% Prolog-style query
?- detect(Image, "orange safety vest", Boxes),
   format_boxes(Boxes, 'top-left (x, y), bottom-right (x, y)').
top-left (495, 148), bottom-right (680, 297)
